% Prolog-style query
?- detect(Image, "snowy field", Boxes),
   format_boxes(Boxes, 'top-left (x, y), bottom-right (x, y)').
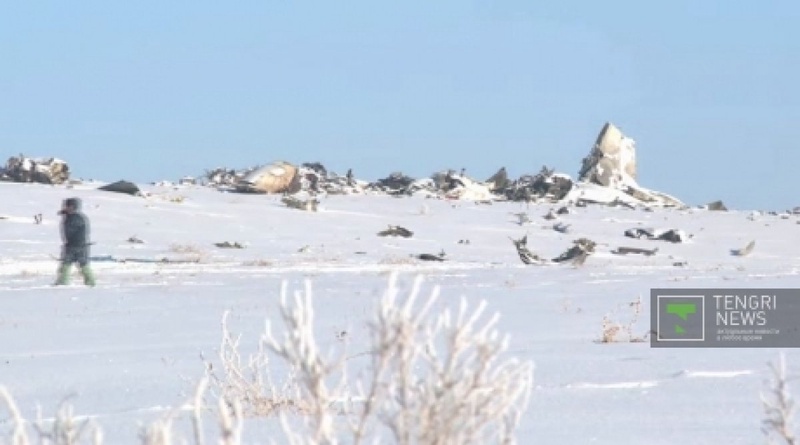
top-left (2, 181), bottom-right (800, 444)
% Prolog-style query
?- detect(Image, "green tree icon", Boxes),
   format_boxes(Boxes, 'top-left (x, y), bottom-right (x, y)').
top-left (667, 303), bottom-right (696, 334)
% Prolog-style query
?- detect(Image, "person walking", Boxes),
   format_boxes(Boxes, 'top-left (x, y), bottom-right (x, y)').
top-left (55, 197), bottom-right (96, 286)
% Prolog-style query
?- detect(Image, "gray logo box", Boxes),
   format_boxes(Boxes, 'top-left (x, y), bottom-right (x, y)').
top-left (651, 288), bottom-right (800, 348)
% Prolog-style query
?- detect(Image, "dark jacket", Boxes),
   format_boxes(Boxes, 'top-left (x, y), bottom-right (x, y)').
top-left (60, 198), bottom-right (90, 248)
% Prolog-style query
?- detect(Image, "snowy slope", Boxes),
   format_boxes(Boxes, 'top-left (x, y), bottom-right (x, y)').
top-left (2, 181), bottom-right (800, 443)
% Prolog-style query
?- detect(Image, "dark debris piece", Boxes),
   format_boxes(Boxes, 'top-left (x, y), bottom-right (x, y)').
top-left (215, 241), bottom-right (245, 249)
top-left (611, 246), bottom-right (658, 256)
top-left (377, 225), bottom-right (414, 238)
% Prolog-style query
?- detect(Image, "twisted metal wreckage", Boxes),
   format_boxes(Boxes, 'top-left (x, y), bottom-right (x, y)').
top-left (0, 155), bottom-right (70, 184)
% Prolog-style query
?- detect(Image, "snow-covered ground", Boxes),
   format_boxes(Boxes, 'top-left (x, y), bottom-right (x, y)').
top-left (2, 181), bottom-right (800, 443)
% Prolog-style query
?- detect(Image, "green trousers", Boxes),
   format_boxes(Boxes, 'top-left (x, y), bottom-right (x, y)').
top-left (55, 263), bottom-right (96, 287)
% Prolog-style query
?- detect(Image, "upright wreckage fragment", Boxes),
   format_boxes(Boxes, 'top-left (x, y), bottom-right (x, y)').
top-left (569, 122), bottom-right (685, 208)
top-left (579, 122), bottom-right (637, 188)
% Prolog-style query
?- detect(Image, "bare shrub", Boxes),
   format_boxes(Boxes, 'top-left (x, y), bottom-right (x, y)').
top-left (0, 386), bottom-right (103, 445)
top-left (223, 273), bottom-right (535, 444)
top-left (598, 295), bottom-right (646, 343)
top-left (202, 312), bottom-right (306, 417)
top-left (0, 386), bottom-right (29, 445)
top-left (0, 380), bottom-right (241, 445)
top-left (762, 352), bottom-right (797, 444)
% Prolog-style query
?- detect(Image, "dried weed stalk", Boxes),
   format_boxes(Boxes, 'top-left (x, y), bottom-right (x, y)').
top-left (599, 295), bottom-right (647, 343)
top-left (763, 353), bottom-right (797, 445)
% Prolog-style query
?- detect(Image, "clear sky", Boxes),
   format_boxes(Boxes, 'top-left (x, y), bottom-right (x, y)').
top-left (2, 1), bottom-right (798, 210)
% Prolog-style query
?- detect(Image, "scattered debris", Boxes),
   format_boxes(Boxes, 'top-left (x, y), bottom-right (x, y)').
top-left (556, 206), bottom-right (571, 215)
top-left (552, 238), bottom-right (597, 264)
top-left (485, 167), bottom-right (511, 192)
top-left (127, 236), bottom-right (145, 244)
top-left (458, 239), bottom-right (471, 245)
top-left (552, 222), bottom-right (571, 234)
top-left (203, 167), bottom-right (256, 188)
top-left (511, 236), bottom-right (596, 266)
top-left (731, 240), bottom-right (755, 257)
top-left (297, 245), bottom-right (311, 253)
top-left (442, 174), bottom-right (496, 201)
top-left (706, 200), bottom-right (728, 211)
top-left (1, 155), bottom-right (70, 184)
top-left (90, 255), bottom-right (200, 264)
top-left (281, 195), bottom-right (319, 212)
top-left (673, 261), bottom-right (688, 267)
top-left (611, 199), bottom-right (638, 210)
top-left (543, 209), bottom-right (558, 220)
top-left (179, 122), bottom-right (691, 207)
top-left (99, 180), bottom-right (141, 196)
top-left (611, 246), bottom-right (659, 256)
top-left (366, 167), bottom-right (573, 202)
top-left (377, 225), bottom-right (414, 238)
top-left (214, 241), bottom-right (245, 249)
top-left (498, 166), bottom-right (574, 202)
top-left (510, 212), bottom-right (532, 226)
top-left (509, 235), bottom-right (546, 265)
top-left (370, 172), bottom-right (415, 195)
top-left (624, 228), bottom-right (689, 243)
top-left (570, 251), bottom-right (590, 267)
top-left (415, 250), bottom-right (446, 262)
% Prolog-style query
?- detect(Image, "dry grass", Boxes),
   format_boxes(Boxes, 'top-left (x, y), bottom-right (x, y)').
top-left (598, 296), bottom-right (647, 343)
top-left (169, 244), bottom-right (204, 254)
top-left (378, 255), bottom-right (417, 265)
top-left (762, 353), bottom-right (797, 444)
top-left (168, 244), bottom-right (208, 263)
top-left (241, 259), bottom-right (273, 267)
top-left (0, 386), bottom-right (104, 445)
top-left (0, 379), bottom-right (242, 445)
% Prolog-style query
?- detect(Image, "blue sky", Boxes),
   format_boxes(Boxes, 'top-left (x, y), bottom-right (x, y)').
top-left (2, 1), bottom-right (798, 209)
